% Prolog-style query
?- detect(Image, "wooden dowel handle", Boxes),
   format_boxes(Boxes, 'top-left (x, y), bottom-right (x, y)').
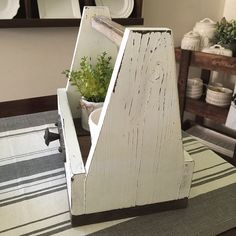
top-left (92, 16), bottom-right (125, 46)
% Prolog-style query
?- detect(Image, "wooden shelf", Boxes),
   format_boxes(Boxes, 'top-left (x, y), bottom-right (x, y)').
top-left (176, 48), bottom-right (235, 124)
top-left (175, 48), bottom-right (236, 75)
top-left (0, 18), bottom-right (144, 28)
top-left (176, 48), bottom-right (236, 164)
top-left (0, 0), bottom-right (143, 28)
top-left (185, 98), bottom-right (229, 124)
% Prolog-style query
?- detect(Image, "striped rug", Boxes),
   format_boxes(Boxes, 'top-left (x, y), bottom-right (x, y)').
top-left (0, 112), bottom-right (236, 235)
top-left (0, 113), bottom-right (139, 236)
top-left (0, 124), bottom-right (72, 235)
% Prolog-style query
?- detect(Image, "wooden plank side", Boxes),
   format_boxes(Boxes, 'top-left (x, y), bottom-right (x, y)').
top-left (65, 7), bottom-right (119, 118)
top-left (58, 88), bottom-right (86, 215)
top-left (84, 29), bottom-right (137, 213)
top-left (84, 28), bottom-right (185, 214)
top-left (178, 151), bottom-right (194, 199)
top-left (57, 88), bottom-right (85, 175)
top-left (133, 30), bottom-right (184, 204)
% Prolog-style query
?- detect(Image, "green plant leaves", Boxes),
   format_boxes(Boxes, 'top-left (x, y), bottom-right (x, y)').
top-left (63, 52), bottom-right (113, 103)
top-left (212, 17), bottom-right (236, 47)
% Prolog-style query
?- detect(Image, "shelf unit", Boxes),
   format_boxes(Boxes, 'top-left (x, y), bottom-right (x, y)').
top-left (175, 48), bottom-right (236, 165)
top-left (0, 0), bottom-right (143, 28)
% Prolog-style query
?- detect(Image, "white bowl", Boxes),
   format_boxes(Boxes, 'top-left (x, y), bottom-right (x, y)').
top-left (206, 98), bottom-right (230, 107)
top-left (206, 86), bottom-right (232, 107)
top-left (186, 90), bottom-right (202, 95)
top-left (88, 108), bottom-right (102, 144)
top-left (187, 78), bottom-right (203, 88)
top-left (186, 92), bottom-right (202, 99)
top-left (186, 87), bottom-right (203, 93)
top-left (186, 80), bottom-right (203, 99)
top-left (207, 86), bottom-right (232, 95)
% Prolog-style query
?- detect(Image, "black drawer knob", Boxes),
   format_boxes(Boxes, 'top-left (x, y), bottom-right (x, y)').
top-left (44, 128), bottom-right (60, 146)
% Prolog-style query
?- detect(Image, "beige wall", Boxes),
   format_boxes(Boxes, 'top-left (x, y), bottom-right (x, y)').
top-left (143, 0), bottom-right (225, 46)
top-left (0, 27), bottom-right (78, 102)
top-left (0, 1), bottom-right (228, 102)
top-left (223, 0), bottom-right (236, 20)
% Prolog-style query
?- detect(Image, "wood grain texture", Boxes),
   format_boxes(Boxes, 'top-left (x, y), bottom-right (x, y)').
top-left (92, 16), bottom-right (125, 46)
top-left (185, 98), bottom-right (228, 124)
top-left (57, 88), bottom-right (86, 215)
top-left (60, 8), bottom-right (194, 218)
top-left (177, 50), bottom-right (192, 123)
top-left (133, 0), bottom-right (143, 18)
top-left (84, 27), bottom-right (191, 214)
top-left (175, 48), bottom-right (236, 75)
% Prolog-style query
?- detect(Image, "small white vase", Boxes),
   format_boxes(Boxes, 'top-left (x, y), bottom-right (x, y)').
top-left (193, 18), bottom-right (216, 50)
top-left (80, 98), bottom-right (103, 131)
top-left (181, 31), bottom-right (200, 51)
top-left (88, 107), bottom-right (102, 144)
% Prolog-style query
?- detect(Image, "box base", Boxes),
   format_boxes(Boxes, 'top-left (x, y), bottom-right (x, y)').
top-left (71, 198), bottom-right (188, 227)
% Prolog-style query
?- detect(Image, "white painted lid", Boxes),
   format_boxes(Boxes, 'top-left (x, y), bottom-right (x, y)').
top-left (195, 18), bottom-right (216, 28)
top-left (184, 31), bottom-right (200, 39)
top-left (202, 44), bottom-right (233, 57)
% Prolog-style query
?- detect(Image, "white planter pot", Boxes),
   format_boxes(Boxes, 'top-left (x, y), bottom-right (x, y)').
top-left (80, 98), bottom-right (103, 131)
top-left (88, 107), bottom-right (102, 144)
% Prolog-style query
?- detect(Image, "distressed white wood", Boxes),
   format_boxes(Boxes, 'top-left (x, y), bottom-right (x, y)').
top-left (58, 88), bottom-right (85, 175)
top-left (83, 28), bottom-right (191, 214)
top-left (179, 151), bottom-right (195, 199)
top-left (66, 7), bottom-right (119, 118)
top-left (57, 88), bottom-right (86, 214)
top-left (59, 7), bottom-right (194, 217)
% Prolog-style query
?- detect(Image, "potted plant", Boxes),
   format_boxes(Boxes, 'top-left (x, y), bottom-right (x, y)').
top-left (64, 52), bottom-right (113, 131)
top-left (212, 17), bottom-right (236, 56)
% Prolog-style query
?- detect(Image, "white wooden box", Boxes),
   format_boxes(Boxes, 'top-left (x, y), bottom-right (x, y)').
top-left (57, 7), bottom-right (194, 226)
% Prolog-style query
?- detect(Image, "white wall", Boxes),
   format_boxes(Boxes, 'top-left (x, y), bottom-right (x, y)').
top-left (220, 0), bottom-right (236, 89)
top-left (223, 0), bottom-right (236, 20)
top-left (0, 1), bottom-right (228, 102)
top-left (0, 27), bottom-right (78, 102)
top-left (143, 0), bottom-right (225, 46)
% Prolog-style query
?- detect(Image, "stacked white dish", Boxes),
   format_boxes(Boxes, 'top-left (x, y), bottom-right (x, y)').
top-left (37, 0), bottom-right (81, 19)
top-left (95, 0), bottom-right (134, 18)
top-left (186, 78), bottom-right (203, 99)
top-left (0, 0), bottom-right (20, 19)
top-left (206, 86), bottom-right (233, 107)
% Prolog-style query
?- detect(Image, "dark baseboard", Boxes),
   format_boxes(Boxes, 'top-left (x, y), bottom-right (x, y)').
top-left (71, 198), bottom-right (188, 227)
top-left (0, 95), bottom-right (57, 118)
top-left (218, 228), bottom-right (236, 236)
